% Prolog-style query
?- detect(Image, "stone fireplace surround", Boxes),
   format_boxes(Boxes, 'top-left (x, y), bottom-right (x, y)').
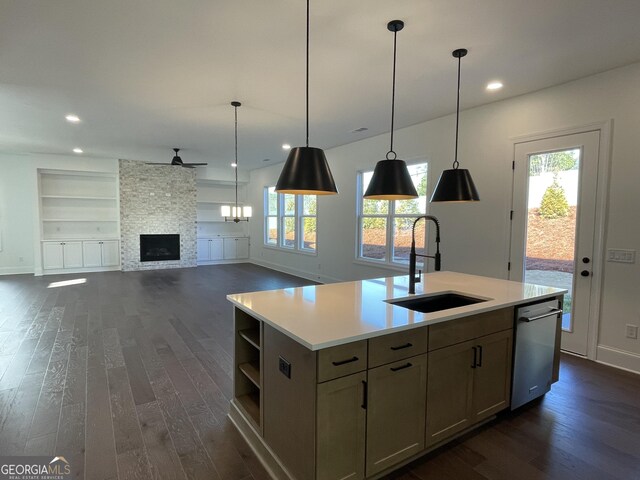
top-left (119, 159), bottom-right (197, 271)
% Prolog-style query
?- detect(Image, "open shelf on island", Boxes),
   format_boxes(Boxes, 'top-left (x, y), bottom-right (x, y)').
top-left (239, 328), bottom-right (260, 350)
top-left (239, 361), bottom-right (260, 388)
top-left (236, 392), bottom-right (260, 426)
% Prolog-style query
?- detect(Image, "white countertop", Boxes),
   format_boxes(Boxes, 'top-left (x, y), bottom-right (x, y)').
top-left (227, 271), bottom-right (567, 351)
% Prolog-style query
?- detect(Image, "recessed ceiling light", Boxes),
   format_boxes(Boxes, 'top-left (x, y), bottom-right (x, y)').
top-left (231, 162), bottom-right (237, 167)
top-left (263, 158), bottom-right (271, 162)
top-left (66, 114), bottom-right (81, 123)
top-left (486, 81), bottom-right (503, 91)
top-left (351, 127), bottom-right (368, 133)
top-left (282, 144), bottom-right (291, 150)
top-left (73, 148), bottom-right (83, 154)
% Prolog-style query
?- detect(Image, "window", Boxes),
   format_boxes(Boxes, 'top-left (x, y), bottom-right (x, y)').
top-left (264, 187), bottom-right (317, 253)
top-left (357, 162), bottom-right (429, 266)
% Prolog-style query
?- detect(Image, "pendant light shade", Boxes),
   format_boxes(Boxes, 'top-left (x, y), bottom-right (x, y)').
top-left (364, 20), bottom-right (418, 200)
top-left (364, 159), bottom-right (418, 200)
top-left (275, 147), bottom-right (337, 195)
top-left (275, 0), bottom-right (338, 195)
top-left (431, 48), bottom-right (480, 202)
top-left (430, 168), bottom-right (479, 202)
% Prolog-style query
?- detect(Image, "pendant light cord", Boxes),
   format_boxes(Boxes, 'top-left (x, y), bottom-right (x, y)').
top-left (234, 104), bottom-right (239, 214)
top-left (387, 27), bottom-right (398, 160)
top-left (306, 0), bottom-right (310, 147)
top-left (453, 54), bottom-right (461, 169)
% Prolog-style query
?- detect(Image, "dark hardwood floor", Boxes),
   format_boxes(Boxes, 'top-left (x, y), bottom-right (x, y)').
top-left (1, 264), bottom-right (639, 480)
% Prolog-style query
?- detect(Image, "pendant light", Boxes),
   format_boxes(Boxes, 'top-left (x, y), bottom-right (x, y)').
top-left (363, 20), bottom-right (418, 200)
top-left (221, 101), bottom-right (252, 222)
top-left (430, 48), bottom-right (480, 202)
top-left (275, 0), bottom-right (338, 195)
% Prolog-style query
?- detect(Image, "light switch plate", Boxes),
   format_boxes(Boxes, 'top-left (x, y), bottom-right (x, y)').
top-left (626, 324), bottom-right (638, 339)
top-left (607, 249), bottom-right (636, 263)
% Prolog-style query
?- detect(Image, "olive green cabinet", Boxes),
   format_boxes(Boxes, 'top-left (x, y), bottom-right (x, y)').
top-left (426, 328), bottom-right (513, 447)
top-left (365, 354), bottom-right (427, 477)
top-left (317, 372), bottom-right (367, 480)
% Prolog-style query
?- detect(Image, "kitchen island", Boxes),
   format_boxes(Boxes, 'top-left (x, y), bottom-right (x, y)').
top-left (227, 271), bottom-right (566, 480)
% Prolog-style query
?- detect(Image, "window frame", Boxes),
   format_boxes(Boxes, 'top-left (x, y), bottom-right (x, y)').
top-left (263, 186), bottom-right (318, 255)
top-left (355, 162), bottom-right (429, 267)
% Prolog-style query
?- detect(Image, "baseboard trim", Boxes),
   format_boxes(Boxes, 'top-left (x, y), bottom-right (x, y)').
top-left (249, 258), bottom-right (342, 284)
top-left (229, 401), bottom-right (293, 480)
top-left (0, 266), bottom-right (35, 275)
top-left (596, 345), bottom-right (640, 375)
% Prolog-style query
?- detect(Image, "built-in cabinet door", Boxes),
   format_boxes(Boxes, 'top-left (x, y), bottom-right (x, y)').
top-left (471, 330), bottom-right (513, 422)
top-left (82, 241), bottom-right (103, 267)
top-left (101, 240), bottom-right (120, 266)
top-left (235, 237), bottom-right (249, 259)
top-left (42, 242), bottom-right (64, 270)
top-left (366, 354), bottom-right (427, 477)
top-left (62, 242), bottom-right (83, 268)
top-left (316, 371), bottom-right (366, 480)
top-left (197, 239), bottom-right (210, 262)
top-left (210, 238), bottom-right (224, 260)
top-left (223, 237), bottom-right (237, 259)
top-left (426, 340), bottom-right (475, 446)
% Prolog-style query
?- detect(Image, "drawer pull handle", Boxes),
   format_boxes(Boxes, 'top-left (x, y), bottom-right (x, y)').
top-left (390, 362), bottom-right (412, 372)
top-left (390, 342), bottom-right (413, 351)
top-left (332, 356), bottom-right (359, 366)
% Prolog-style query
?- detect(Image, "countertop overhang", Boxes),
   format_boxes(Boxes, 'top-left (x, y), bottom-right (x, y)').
top-left (226, 271), bottom-right (567, 351)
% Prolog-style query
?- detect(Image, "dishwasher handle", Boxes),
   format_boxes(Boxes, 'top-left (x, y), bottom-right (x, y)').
top-left (519, 308), bottom-right (563, 322)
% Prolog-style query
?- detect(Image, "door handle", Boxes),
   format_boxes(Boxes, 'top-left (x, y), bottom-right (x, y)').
top-left (361, 380), bottom-right (367, 409)
top-left (581, 270), bottom-right (590, 277)
top-left (471, 346), bottom-right (477, 368)
top-left (477, 345), bottom-right (483, 367)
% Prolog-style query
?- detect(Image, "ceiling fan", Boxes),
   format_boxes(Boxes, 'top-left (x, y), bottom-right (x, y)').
top-left (147, 148), bottom-right (208, 168)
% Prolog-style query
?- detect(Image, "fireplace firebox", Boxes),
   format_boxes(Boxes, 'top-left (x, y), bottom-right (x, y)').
top-left (140, 234), bottom-right (180, 262)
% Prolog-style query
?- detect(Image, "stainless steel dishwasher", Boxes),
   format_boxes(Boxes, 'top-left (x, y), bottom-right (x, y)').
top-left (511, 299), bottom-right (562, 410)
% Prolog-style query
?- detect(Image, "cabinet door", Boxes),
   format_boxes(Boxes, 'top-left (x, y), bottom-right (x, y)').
top-left (82, 241), bottom-right (102, 267)
top-left (42, 242), bottom-right (64, 270)
top-left (426, 340), bottom-right (475, 446)
top-left (366, 354), bottom-right (427, 477)
top-left (235, 237), bottom-right (249, 259)
top-left (197, 239), bottom-right (210, 262)
top-left (471, 329), bottom-right (513, 422)
top-left (210, 238), bottom-right (224, 260)
top-left (223, 237), bottom-right (237, 259)
top-left (101, 240), bottom-right (120, 266)
top-left (317, 371), bottom-right (366, 480)
top-left (62, 242), bottom-right (83, 268)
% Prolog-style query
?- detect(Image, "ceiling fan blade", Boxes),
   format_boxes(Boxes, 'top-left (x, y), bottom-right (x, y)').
top-left (183, 163), bottom-right (208, 167)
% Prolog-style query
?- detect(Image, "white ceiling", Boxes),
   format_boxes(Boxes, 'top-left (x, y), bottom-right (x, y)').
top-left (1, 0), bottom-right (640, 170)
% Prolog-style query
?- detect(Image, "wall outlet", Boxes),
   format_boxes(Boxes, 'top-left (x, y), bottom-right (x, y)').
top-left (626, 324), bottom-right (638, 339)
top-left (278, 356), bottom-right (291, 378)
top-left (607, 249), bottom-right (636, 263)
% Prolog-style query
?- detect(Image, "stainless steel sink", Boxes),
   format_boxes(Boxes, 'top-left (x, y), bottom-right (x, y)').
top-left (388, 293), bottom-right (487, 313)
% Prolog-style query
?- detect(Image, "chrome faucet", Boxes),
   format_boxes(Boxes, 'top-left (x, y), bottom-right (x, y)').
top-left (409, 215), bottom-right (441, 294)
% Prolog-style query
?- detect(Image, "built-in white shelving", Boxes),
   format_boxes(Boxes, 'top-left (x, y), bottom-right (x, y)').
top-left (38, 169), bottom-right (121, 273)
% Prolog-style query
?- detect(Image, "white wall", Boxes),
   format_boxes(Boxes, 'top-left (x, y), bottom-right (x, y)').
top-left (248, 62), bottom-right (640, 372)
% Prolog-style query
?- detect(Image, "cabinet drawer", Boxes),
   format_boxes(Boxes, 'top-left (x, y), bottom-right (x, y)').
top-left (317, 341), bottom-right (367, 383)
top-left (368, 327), bottom-right (428, 368)
top-left (429, 307), bottom-right (513, 351)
